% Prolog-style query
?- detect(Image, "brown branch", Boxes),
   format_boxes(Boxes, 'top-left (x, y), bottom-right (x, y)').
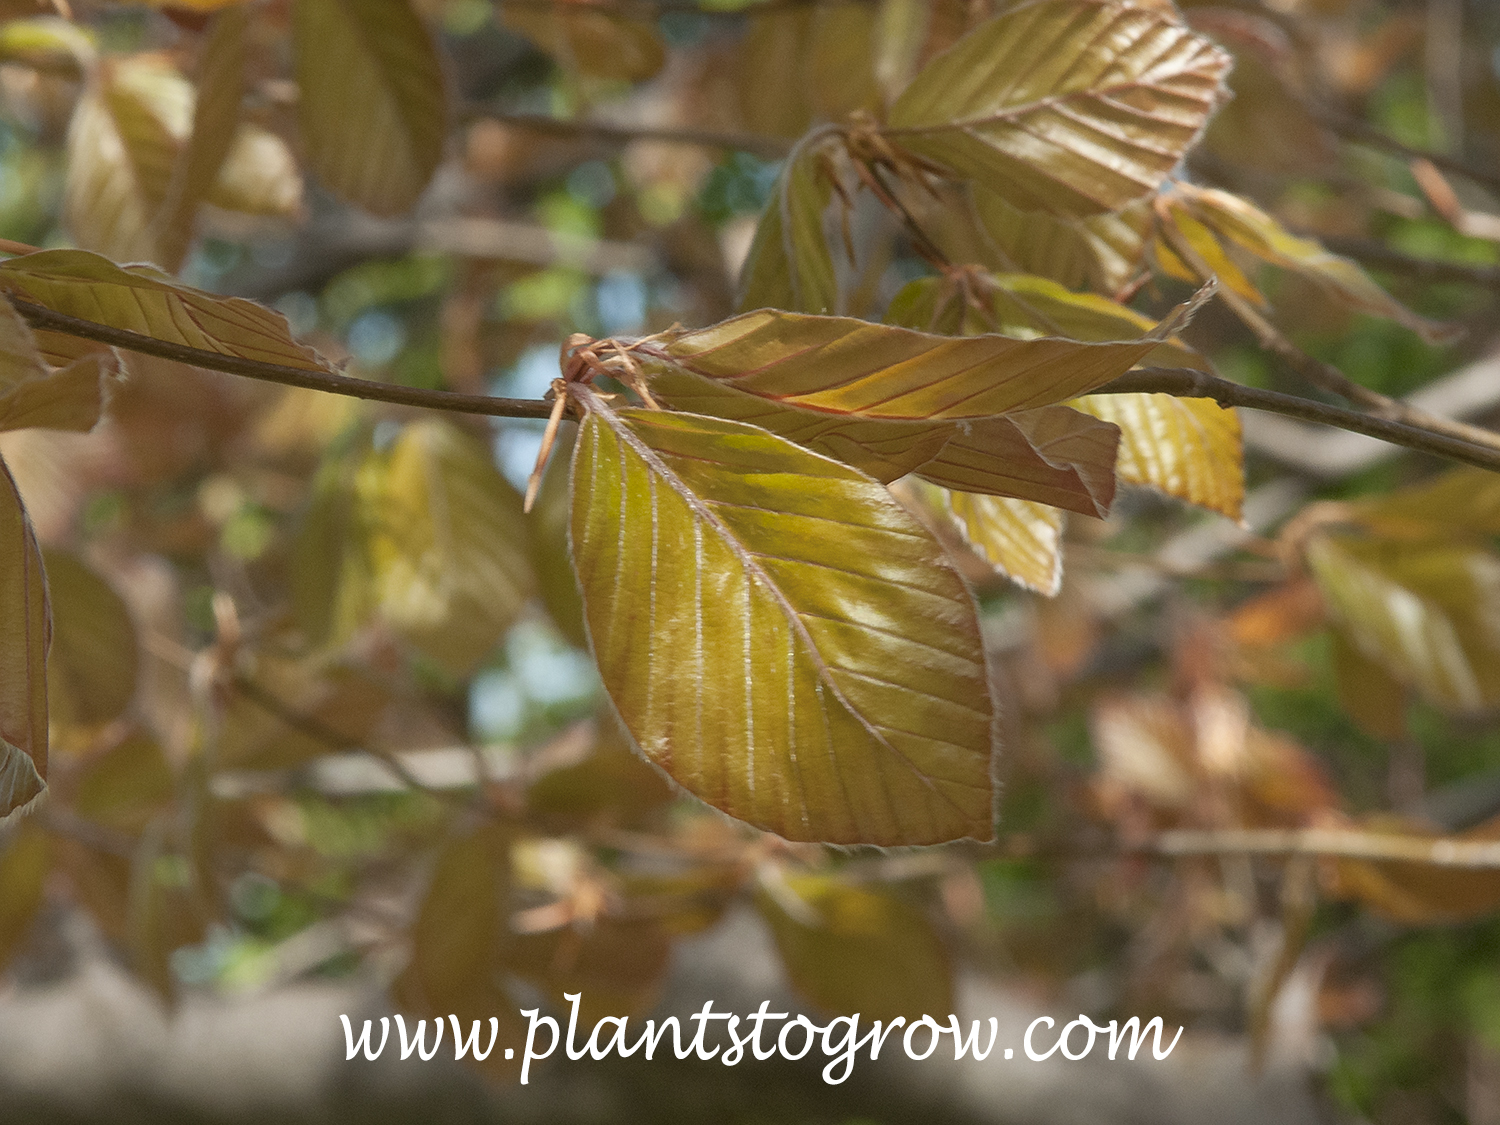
top-left (10, 298), bottom-right (555, 420)
top-left (1102, 367), bottom-right (1500, 474)
top-left (1145, 826), bottom-right (1500, 870)
top-left (1310, 108), bottom-right (1500, 199)
top-left (465, 110), bottom-right (792, 159)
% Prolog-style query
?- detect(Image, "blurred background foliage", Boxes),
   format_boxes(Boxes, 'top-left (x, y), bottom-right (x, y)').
top-left (1, 0), bottom-right (1499, 1122)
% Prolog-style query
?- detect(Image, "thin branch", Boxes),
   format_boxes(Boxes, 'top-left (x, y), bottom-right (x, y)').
top-left (465, 110), bottom-right (792, 159)
top-left (1102, 367), bottom-right (1500, 474)
top-left (1145, 826), bottom-right (1500, 870)
top-left (10, 298), bottom-right (555, 420)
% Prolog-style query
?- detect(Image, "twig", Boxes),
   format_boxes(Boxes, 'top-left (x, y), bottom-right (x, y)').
top-left (465, 110), bottom-right (792, 159)
top-left (1145, 826), bottom-right (1500, 870)
top-left (9, 298), bottom-right (554, 420)
top-left (1102, 367), bottom-right (1500, 474)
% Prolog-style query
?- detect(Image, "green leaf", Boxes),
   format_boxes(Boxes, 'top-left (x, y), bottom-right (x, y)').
top-left (648, 365), bottom-right (954, 484)
top-left (43, 549), bottom-right (138, 728)
top-left (1307, 535), bottom-right (1500, 713)
top-left (0, 248), bottom-right (331, 372)
top-left (1074, 391), bottom-right (1243, 520)
top-left (886, 0), bottom-right (1231, 216)
top-left (362, 420), bottom-right (536, 677)
top-left (917, 481), bottom-right (1064, 595)
top-left (293, 0), bottom-right (447, 216)
top-left (0, 454), bottom-right (48, 820)
top-left (737, 143), bottom-right (838, 315)
top-left (657, 308), bottom-right (1163, 420)
top-left (757, 873), bottom-right (953, 1021)
top-left (914, 407), bottom-right (1118, 517)
top-left (568, 399), bottom-right (995, 846)
top-left (1351, 467), bottom-right (1500, 542)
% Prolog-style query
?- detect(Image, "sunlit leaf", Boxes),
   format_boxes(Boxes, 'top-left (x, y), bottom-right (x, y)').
top-left (0, 453), bottom-right (47, 820)
top-left (293, 0), bottom-right (446, 216)
top-left (757, 873), bottom-right (952, 1021)
top-left (0, 17), bottom-right (93, 80)
top-left (971, 188), bottom-right (1151, 295)
top-left (886, 0), bottom-right (1231, 215)
top-left (363, 420), bottom-right (535, 676)
top-left (1307, 535), bottom-right (1500, 712)
top-left (1167, 183), bottom-right (1458, 344)
top-left (0, 822), bottom-right (48, 973)
top-left (657, 308), bottom-right (1164, 420)
top-left (43, 549), bottom-right (138, 728)
top-left (914, 408), bottom-right (1118, 517)
top-left (569, 400), bottom-right (996, 846)
top-left (0, 295), bottom-right (112, 434)
top-left (1074, 392), bottom-right (1243, 519)
top-left (528, 422), bottom-right (590, 651)
top-left (918, 480), bottom-right (1064, 595)
top-left (0, 249), bottom-right (331, 372)
top-left (737, 144), bottom-right (837, 315)
top-left (648, 365), bottom-right (954, 484)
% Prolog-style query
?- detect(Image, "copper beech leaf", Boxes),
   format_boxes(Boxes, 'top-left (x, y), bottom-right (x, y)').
top-left (918, 481), bottom-right (1064, 595)
top-left (756, 873), bottom-right (953, 1021)
top-left (1160, 184), bottom-right (1458, 344)
top-left (1325, 818), bottom-right (1500, 925)
top-left (648, 366), bottom-right (954, 484)
top-left (885, 0), bottom-right (1231, 216)
top-left (1307, 535), bottom-right (1500, 713)
top-left (0, 823), bottom-right (47, 973)
top-left (501, 4), bottom-right (664, 83)
top-left (567, 397), bottom-right (996, 846)
top-left (43, 549), bottom-right (138, 728)
top-left (0, 249), bottom-right (330, 372)
top-left (915, 408), bottom-right (1118, 517)
top-left (293, 0), bottom-right (446, 216)
top-left (972, 188), bottom-right (1152, 296)
top-left (1075, 391), bottom-right (1244, 520)
top-left (0, 295), bottom-right (113, 434)
top-left (655, 308), bottom-right (1168, 420)
top-left (0, 454), bottom-right (48, 820)
top-left (737, 143), bottom-right (837, 315)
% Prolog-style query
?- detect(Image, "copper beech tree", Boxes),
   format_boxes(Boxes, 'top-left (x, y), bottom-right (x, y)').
top-left (0, 0), bottom-right (1499, 1116)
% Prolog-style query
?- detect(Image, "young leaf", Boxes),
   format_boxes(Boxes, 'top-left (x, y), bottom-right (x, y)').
top-left (1074, 391), bottom-right (1244, 520)
top-left (362, 420), bottom-right (536, 677)
top-left (657, 308), bottom-right (1163, 420)
top-left (972, 187), bottom-right (1152, 296)
top-left (737, 143), bottom-right (837, 315)
top-left (919, 481), bottom-right (1064, 595)
top-left (568, 399), bottom-right (996, 846)
top-left (914, 407), bottom-right (1119, 517)
top-left (1307, 535), bottom-right (1500, 712)
top-left (0, 294), bottom-right (111, 434)
top-left (648, 365), bottom-right (955, 484)
top-left (293, 0), bottom-right (446, 216)
top-left (0, 249), bottom-right (330, 372)
top-left (757, 873), bottom-right (953, 1021)
top-left (0, 454), bottom-right (48, 820)
top-left (1165, 184), bottom-right (1458, 344)
top-left (886, 0), bottom-right (1231, 216)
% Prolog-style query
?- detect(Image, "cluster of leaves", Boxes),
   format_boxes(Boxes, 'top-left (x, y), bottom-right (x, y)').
top-left (0, 0), bottom-right (1497, 1120)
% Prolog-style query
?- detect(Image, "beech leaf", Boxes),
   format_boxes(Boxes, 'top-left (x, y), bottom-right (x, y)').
top-left (43, 549), bottom-right (139, 728)
top-left (737, 144), bottom-right (837, 315)
top-left (568, 399), bottom-right (996, 846)
top-left (293, 0), bottom-right (447, 216)
top-left (657, 308), bottom-right (1165, 420)
top-left (1074, 391), bottom-right (1243, 519)
top-left (0, 453), bottom-right (48, 820)
top-left (886, 0), bottom-right (1231, 216)
top-left (0, 248), bottom-right (331, 373)
top-left (918, 481), bottom-right (1064, 595)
